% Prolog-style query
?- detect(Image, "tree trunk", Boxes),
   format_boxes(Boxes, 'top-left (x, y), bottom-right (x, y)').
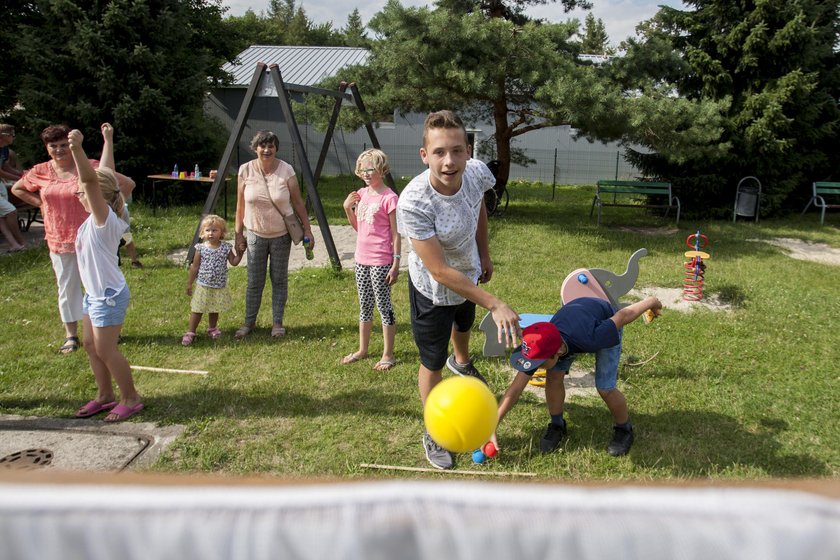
top-left (492, 96), bottom-right (512, 190)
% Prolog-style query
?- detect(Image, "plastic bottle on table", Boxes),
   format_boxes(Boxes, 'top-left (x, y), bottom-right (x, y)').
top-left (172, 164), bottom-right (178, 177)
top-left (303, 236), bottom-right (314, 260)
top-left (194, 164), bottom-right (201, 179)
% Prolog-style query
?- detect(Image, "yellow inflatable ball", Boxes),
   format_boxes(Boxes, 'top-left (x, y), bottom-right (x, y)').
top-left (424, 376), bottom-right (498, 453)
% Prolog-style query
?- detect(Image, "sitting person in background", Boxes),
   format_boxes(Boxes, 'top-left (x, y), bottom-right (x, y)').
top-left (0, 124), bottom-right (26, 252)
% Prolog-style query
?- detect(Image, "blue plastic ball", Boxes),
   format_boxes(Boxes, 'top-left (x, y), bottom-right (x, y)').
top-left (472, 449), bottom-right (486, 464)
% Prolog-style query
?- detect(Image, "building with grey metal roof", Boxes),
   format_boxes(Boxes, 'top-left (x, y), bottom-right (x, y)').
top-left (221, 45), bottom-right (370, 88)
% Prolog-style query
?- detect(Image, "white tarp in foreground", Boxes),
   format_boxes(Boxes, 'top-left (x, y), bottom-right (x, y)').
top-left (1, 480), bottom-right (838, 560)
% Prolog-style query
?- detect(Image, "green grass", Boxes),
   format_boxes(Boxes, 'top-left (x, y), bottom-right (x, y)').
top-left (1, 177), bottom-right (838, 481)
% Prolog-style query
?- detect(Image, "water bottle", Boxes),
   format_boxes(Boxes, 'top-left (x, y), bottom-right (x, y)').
top-left (194, 164), bottom-right (201, 179)
top-left (303, 236), bottom-right (314, 260)
top-left (171, 164), bottom-right (178, 177)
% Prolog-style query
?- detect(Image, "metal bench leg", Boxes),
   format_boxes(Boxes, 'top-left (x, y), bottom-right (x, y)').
top-left (590, 196), bottom-right (602, 226)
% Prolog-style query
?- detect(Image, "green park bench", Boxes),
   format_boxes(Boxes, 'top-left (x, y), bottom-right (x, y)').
top-left (801, 181), bottom-right (840, 225)
top-left (591, 179), bottom-right (681, 226)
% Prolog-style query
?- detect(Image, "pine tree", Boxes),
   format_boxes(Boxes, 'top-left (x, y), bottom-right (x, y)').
top-left (579, 13), bottom-right (613, 55)
top-left (342, 9), bottom-right (369, 47)
top-left (335, 0), bottom-right (596, 189)
top-left (618, 0), bottom-right (840, 214)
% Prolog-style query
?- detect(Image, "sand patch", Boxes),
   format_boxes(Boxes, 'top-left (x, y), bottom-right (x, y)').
top-left (520, 364), bottom-right (596, 400)
top-left (629, 286), bottom-right (733, 313)
top-left (751, 237), bottom-right (840, 267)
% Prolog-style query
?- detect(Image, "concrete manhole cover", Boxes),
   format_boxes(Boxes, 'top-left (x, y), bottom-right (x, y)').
top-left (0, 448), bottom-right (54, 470)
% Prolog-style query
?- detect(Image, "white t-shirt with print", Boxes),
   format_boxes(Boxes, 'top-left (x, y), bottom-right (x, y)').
top-left (397, 158), bottom-right (495, 306)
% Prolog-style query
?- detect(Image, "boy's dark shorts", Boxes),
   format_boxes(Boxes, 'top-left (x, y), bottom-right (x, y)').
top-left (409, 280), bottom-right (476, 371)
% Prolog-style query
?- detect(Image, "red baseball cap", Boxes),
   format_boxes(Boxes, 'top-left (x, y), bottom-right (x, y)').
top-left (509, 322), bottom-right (563, 373)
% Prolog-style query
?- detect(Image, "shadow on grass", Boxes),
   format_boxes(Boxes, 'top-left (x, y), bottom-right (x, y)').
top-left (500, 402), bottom-right (828, 477)
top-left (3, 386), bottom-right (415, 425)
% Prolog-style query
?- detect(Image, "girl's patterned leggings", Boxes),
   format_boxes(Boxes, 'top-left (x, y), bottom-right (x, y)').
top-left (355, 263), bottom-right (395, 325)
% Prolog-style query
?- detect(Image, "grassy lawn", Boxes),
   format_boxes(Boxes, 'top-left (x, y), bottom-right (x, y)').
top-left (1, 176), bottom-right (838, 481)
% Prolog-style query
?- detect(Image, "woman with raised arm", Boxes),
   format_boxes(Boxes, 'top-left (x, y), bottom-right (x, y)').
top-left (11, 125), bottom-right (134, 354)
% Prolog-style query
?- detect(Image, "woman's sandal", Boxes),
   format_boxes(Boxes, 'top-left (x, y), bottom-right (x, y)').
top-left (207, 327), bottom-right (222, 340)
top-left (59, 336), bottom-right (80, 354)
top-left (181, 331), bottom-right (196, 346)
top-left (234, 325), bottom-right (254, 340)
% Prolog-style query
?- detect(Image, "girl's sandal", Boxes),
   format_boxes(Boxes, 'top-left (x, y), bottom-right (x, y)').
top-left (341, 352), bottom-right (367, 365)
top-left (181, 331), bottom-right (196, 346)
top-left (207, 327), bottom-right (222, 340)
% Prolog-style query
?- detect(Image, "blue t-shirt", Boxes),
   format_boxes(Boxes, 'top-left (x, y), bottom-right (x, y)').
top-left (550, 297), bottom-right (620, 354)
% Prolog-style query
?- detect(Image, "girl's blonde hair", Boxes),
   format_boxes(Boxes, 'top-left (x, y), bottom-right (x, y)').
top-left (199, 214), bottom-right (228, 240)
top-left (94, 168), bottom-right (126, 220)
top-left (355, 149), bottom-right (390, 178)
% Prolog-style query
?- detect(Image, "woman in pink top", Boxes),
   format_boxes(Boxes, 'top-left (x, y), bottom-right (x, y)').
top-left (233, 130), bottom-right (313, 339)
top-left (340, 149), bottom-right (401, 370)
top-left (12, 125), bottom-right (134, 354)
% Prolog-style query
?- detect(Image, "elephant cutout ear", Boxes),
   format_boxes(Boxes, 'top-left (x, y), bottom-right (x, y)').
top-left (561, 268), bottom-right (611, 305)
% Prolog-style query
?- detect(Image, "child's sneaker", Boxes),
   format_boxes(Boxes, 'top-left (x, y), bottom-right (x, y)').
top-left (445, 354), bottom-right (488, 385)
top-left (207, 327), bottom-right (222, 340)
top-left (181, 331), bottom-right (196, 346)
top-left (539, 421), bottom-right (567, 453)
top-left (607, 425), bottom-right (634, 456)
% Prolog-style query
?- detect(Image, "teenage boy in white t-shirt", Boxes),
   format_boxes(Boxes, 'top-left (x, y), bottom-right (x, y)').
top-left (397, 110), bottom-right (521, 470)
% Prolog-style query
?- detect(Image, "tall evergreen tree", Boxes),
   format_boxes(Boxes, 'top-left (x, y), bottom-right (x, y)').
top-left (342, 9), bottom-right (370, 47)
top-left (617, 0), bottom-right (840, 215)
top-left (263, 0), bottom-right (342, 45)
top-left (9, 0), bottom-right (239, 180)
top-left (579, 13), bottom-right (613, 55)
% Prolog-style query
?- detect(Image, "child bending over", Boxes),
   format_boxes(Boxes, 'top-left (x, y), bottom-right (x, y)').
top-left (497, 296), bottom-right (662, 457)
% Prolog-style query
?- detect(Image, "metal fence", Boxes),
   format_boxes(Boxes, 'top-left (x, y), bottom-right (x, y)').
top-left (229, 129), bottom-right (642, 186)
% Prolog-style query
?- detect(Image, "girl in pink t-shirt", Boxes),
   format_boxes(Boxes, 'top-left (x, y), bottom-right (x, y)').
top-left (341, 149), bottom-right (400, 370)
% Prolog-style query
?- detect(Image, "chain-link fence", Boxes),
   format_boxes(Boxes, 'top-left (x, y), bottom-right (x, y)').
top-left (228, 128), bottom-right (642, 187)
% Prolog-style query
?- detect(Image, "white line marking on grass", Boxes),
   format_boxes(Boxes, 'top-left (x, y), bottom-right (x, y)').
top-left (131, 365), bottom-right (209, 376)
top-left (360, 463), bottom-right (535, 477)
